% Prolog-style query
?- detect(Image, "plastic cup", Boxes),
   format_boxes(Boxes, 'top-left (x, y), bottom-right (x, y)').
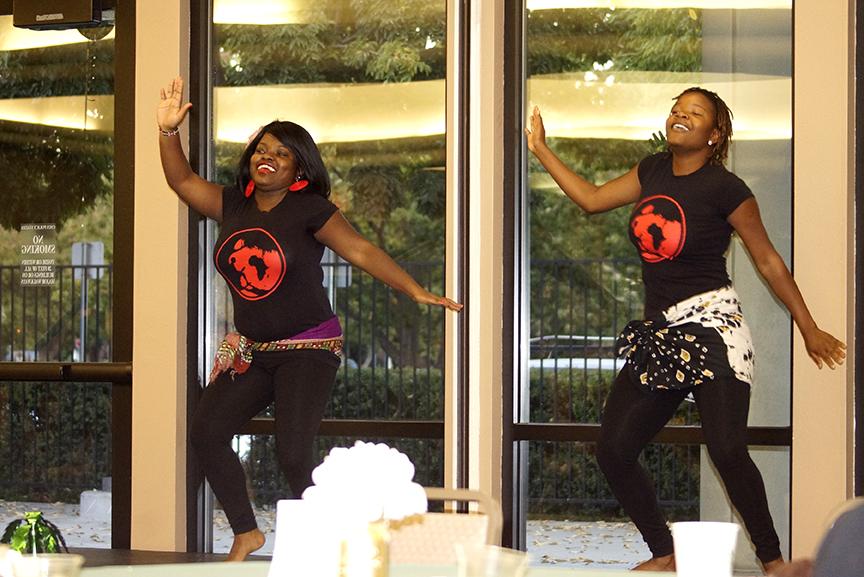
top-left (672, 521), bottom-right (739, 577)
top-left (0, 545), bottom-right (21, 577)
top-left (11, 554), bottom-right (84, 577)
top-left (455, 544), bottom-right (528, 577)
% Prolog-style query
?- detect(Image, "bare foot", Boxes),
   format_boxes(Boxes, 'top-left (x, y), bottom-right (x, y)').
top-left (763, 557), bottom-right (814, 577)
top-left (762, 557), bottom-right (785, 575)
top-left (226, 528), bottom-right (266, 562)
top-left (632, 554), bottom-right (676, 572)
top-left (766, 559), bottom-right (813, 577)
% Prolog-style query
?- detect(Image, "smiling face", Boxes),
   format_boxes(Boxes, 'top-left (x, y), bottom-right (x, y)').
top-left (665, 91), bottom-right (720, 156)
top-left (248, 132), bottom-right (301, 193)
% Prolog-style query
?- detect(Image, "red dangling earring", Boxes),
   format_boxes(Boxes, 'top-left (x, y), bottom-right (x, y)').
top-left (244, 180), bottom-right (255, 198)
top-left (289, 177), bottom-right (309, 192)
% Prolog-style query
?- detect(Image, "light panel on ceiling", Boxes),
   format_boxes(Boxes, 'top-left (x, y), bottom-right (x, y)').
top-left (527, 1), bottom-right (790, 9)
top-left (0, 73), bottom-right (789, 144)
top-left (213, 0), bottom-right (315, 25)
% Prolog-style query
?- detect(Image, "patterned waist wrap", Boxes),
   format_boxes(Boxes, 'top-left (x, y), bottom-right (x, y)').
top-left (209, 316), bottom-right (344, 384)
top-left (615, 286), bottom-right (754, 391)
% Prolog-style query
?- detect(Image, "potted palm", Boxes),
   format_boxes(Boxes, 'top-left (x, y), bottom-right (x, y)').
top-left (1, 511), bottom-right (68, 554)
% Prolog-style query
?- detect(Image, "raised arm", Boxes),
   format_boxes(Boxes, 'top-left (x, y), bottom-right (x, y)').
top-left (157, 77), bottom-right (223, 221)
top-left (728, 198), bottom-right (846, 369)
top-left (314, 212), bottom-right (462, 312)
top-left (525, 106), bottom-right (641, 214)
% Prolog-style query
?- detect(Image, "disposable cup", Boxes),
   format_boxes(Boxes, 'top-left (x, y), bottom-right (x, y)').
top-left (11, 554), bottom-right (84, 577)
top-left (0, 545), bottom-right (21, 577)
top-left (671, 521), bottom-right (739, 577)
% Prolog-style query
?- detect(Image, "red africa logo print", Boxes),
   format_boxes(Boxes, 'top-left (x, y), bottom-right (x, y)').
top-left (216, 228), bottom-right (286, 300)
top-left (630, 195), bottom-right (686, 263)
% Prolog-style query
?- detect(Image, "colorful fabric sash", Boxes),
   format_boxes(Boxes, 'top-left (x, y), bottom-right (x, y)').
top-left (209, 316), bottom-right (343, 384)
top-left (616, 286), bottom-right (754, 391)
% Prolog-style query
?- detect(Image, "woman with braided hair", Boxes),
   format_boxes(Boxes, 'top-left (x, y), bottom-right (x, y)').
top-left (526, 87), bottom-right (845, 573)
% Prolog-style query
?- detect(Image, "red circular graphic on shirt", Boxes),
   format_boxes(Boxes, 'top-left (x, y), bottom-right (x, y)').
top-left (630, 195), bottom-right (686, 263)
top-left (215, 228), bottom-right (286, 300)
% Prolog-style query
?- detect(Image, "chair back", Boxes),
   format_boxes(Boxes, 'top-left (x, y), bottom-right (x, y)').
top-left (812, 498), bottom-right (864, 577)
top-left (388, 486), bottom-right (503, 565)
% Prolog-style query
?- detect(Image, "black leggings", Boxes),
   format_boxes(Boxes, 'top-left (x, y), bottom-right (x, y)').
top-left (596, 368), bottom-right (782, 563)
top-left (190, 349), bottom-right (339, 535)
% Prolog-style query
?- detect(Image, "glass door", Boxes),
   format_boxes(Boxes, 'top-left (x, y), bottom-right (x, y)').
top-left (513, 1), bottom-right (792, 571)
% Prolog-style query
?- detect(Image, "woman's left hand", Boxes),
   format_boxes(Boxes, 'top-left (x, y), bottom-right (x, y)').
top-left (413, 290), bottom-right (463, 312)
top-left (802, 327), bottom-right (846, 369)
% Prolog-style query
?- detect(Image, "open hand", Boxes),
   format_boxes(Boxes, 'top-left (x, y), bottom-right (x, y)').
top-left (803, 327), bottom-right (846, 369)
top-left (413, 290), bottom-right (463, 312)
top-left (524, 106), bottom-right (547, 153)
top-left (157, 76), bottom-right (193, 132)
top-left (649, 131), bottom-right (668, 153)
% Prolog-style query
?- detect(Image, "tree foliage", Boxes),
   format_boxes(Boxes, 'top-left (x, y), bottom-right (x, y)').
top-left (527, 7), bottom-right (701, 75)
top-left (0, 40), bottom-right (113, 99)
top-left (0, 124), bottom-right (113, 232)
top-left (215, 0), bottom-right (445, 86)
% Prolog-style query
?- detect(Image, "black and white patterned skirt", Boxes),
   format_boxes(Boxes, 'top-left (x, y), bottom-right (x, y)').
top-left (616, 286), bottom-right (754, 391)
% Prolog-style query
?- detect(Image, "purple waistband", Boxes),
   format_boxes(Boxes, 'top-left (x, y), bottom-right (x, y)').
top-left (290, 315), bottom-right (343, 340)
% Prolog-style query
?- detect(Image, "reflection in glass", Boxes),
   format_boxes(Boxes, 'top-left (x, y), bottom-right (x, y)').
top-left (524, 6), bottom-right (791, 427)
top-left (525, 440), bottom-right (696, 568)
top-left (0, 382), bottom-right (112, 547)
top-left (207, 0), bottom-right (447, 553)
top-left (0, 17), bottom-right (114, 364)
top-left (524, 440), bottom-right (789, 568)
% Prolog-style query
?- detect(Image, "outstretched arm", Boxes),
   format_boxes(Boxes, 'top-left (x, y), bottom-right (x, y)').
top-left (157, 77), bottom-right (223, 221)
top-left (525, 106), bottom-right (642, 214)
top-left (729, 198), bottom-right (846, 369)
top-left (314, 212), bottom-right (462, 312)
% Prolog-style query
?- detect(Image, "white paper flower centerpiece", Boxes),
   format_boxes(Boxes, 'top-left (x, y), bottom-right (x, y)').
top-left (267, 441), bottom-right (427, 577)
top-left (301, 441), bottom-right (428, 525)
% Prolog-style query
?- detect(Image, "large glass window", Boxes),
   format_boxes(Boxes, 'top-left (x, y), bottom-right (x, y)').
top-left (0, 381), bottom-right (113, 547)
top-left (203, 0), bottom-right (449, 554)
top-left (0, 15), bottom-right (116, 548)
top-left (520, 2), bottom-right (792, 569)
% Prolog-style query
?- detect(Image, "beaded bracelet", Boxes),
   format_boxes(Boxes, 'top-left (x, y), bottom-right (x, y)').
top-left (159, 126), bottom-right (180, 136)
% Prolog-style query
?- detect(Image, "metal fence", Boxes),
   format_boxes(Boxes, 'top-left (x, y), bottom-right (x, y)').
top-left (0, 259), bottom-right (698, 515)
top-left (0, 264), bottom-right (112, 363)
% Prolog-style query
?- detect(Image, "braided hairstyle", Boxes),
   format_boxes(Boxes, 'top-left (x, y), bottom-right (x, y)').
top-left (674, 87), bottom-right (734, 166)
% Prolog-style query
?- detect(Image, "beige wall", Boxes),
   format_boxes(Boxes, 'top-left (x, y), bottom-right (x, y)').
top-left (465, 0), bottom-right (505, 510)
top-left (130, 0), bottom-right (189, 551)
top-left (791, 0), bottom-right (855, 558)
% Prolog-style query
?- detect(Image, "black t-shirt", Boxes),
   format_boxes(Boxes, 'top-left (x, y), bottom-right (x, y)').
top-left (214, 185), bottom-right (339, 342)
top-left (630, 152), bottom-right (754, 317)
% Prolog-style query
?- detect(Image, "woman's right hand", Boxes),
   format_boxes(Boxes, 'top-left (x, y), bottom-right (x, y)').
top-left (157, 76), bottom-right (193, 132)
top-left (524, 106), bottom-right (547, 154)
top-left (802, 326), bottom-right (847, 369)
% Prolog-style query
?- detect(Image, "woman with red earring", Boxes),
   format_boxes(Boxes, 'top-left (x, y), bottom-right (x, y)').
top-left (157, 77), bottom-right (462, 561)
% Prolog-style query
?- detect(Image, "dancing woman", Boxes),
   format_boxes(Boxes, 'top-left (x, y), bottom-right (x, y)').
top-left (525, 87), bottom-right (845, 573)
top-left (158, 77), bottom-right (462, 561)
